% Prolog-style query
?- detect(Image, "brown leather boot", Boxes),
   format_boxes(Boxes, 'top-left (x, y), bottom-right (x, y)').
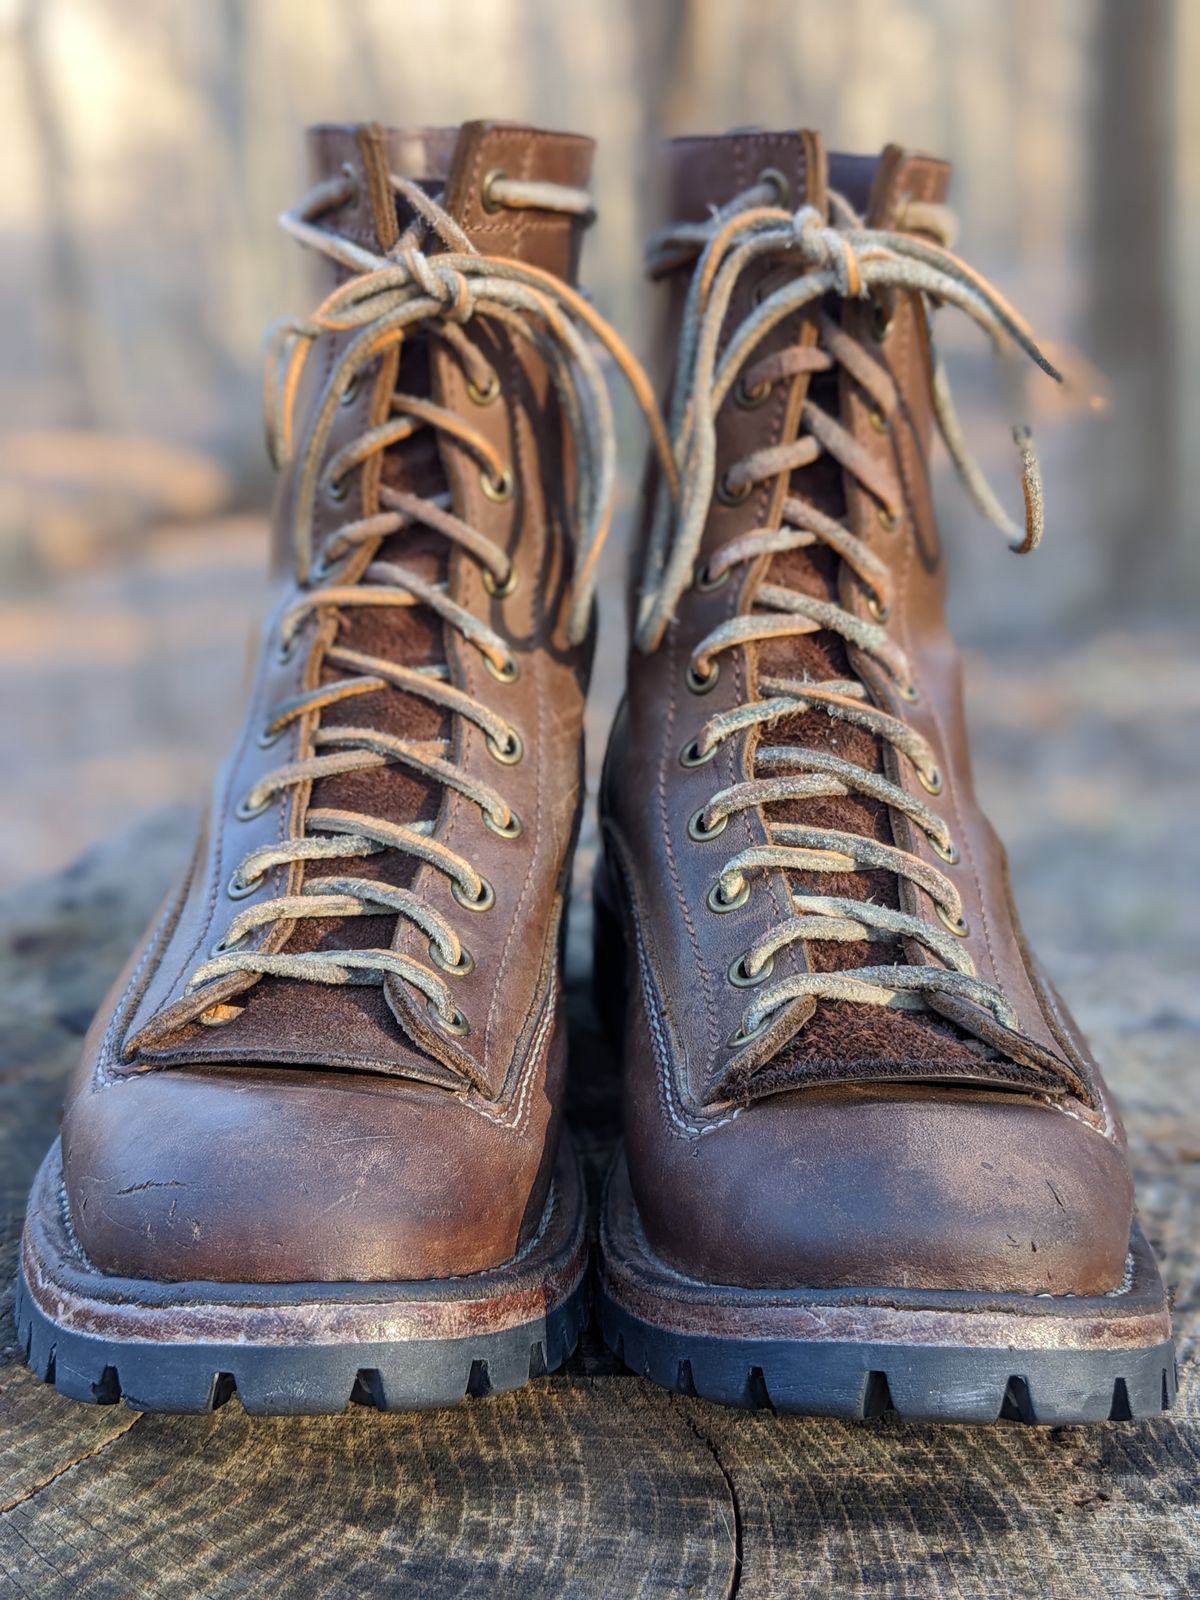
top-left (18, 121), bottom-right (657, 1414)
top-left (597, 130), bottom-right (1175, 1423)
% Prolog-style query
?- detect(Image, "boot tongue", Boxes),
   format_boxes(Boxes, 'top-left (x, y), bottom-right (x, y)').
top-left (286, 121), bottom-right (592, 1053)
top-left (826, 151), bottom-right (879, 217)
top-left (654, 133), bottom-right (988, 1083)
top-left (730, 140), bottom-right (988, 1080)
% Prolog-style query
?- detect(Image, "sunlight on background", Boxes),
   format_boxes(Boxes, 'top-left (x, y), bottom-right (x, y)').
top-left (0, 0), bottom-right (1195, 887)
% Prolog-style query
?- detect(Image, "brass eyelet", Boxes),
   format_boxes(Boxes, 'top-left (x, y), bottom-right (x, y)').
top-left (869, 405), bottom-right (890, 434)
top-left (680, 737), bottom-right (717, 768)
top-left (339, 374), bottom-right (360, 407)
top-left (877, 505), bottom-right (900, 533)
top-left (227, 869), bottom-right (265, 901)
top-left (256, 721), bottom-right (285, 750)
top-left (467, 370), bottom-right (500, 405)
top-left (717, 470), bottom-right (754, 507)
top-left (210, 930), bottom-right (250, 959)
top-left (728, 952), bottom-right (775, 988)
top-left (728, 1014), bottom-right (772, 1048)
top-left (866, 593), bottom-right (891, 624)
top-left (235, 792), bottom-right (271, 822)
top-left (931, 836), bottom-right (960, 865)
top-left (918, 765), bottom-right (944, 796)
top-left (481, 167), bottom-right (508, 215)
top-left (485, 810), bottom-right (522, 840)
top-left (486, 727), bottom-right (523, 766)
top-left (687, 807), bottom-right (728, 842)
top-left (758, 166), bottom-right (790, 207)
top-left (695, 562), bottom-right (731, 593)
top-left (453, 876), bottom-right (496, 912)
top-left (687, 660), bottom-right (720, 695)
top-left (896, 680), bottom-right (920, 705)
top-left (937, 904), bottom-right (971, 938)
top-left (482, 563), bottom-right (519, 598)
top-left (276, 631), bottom-right (300, 666)
top-left (485, 652), bottom-right (520, 684)
top-left (430, 1001), bottom-right (471, 1037)
top-left (735, 372), bottom-right (773, 410)
top-left (708, 879), bottom-right (750, 914)
top-left (430, 942), bottom-right (475, 977)
top-left (481, 467), bottom-right (514, 503)
top-left (326, 474), bottom-right (348, 503)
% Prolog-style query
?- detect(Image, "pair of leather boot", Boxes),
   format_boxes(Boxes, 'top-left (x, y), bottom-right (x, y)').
top-left (18, 121), bottom-right (1174, 1423)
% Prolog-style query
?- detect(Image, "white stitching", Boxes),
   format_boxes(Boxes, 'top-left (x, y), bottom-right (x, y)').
top-left (459, 969), bottom-right (558, 1132)
top-left (629, 903), bottom-right (741, 1140)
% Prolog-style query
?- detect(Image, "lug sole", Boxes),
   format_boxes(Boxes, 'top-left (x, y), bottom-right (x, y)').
top-left (17, 1136), bottom-right (589, 1415)
top-left (599, 1153), bottom-right (1175, 1424)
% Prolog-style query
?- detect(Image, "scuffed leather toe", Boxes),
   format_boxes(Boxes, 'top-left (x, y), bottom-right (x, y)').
top-left (625, 1080), bottom-right (1134, 1296)
top-left (61, 1064), bottom-right (556, 1285)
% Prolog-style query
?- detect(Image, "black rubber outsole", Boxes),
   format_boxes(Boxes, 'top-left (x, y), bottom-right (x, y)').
top-left (14, 1264), bottom-right (591, 1415)
top-left (598, 1290), bottom-right (1176, 1424)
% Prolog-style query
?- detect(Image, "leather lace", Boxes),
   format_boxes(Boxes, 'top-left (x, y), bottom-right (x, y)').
top-left (638, 183), bottom-right (1061, 1047)
top-left (186, 170), bottom-right (674, 1037)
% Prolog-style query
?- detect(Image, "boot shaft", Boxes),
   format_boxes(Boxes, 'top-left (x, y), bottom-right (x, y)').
top-left (613, 127), bottom-right (1106, 1115)
top-left (114, 121), bottom-right (621, 1098)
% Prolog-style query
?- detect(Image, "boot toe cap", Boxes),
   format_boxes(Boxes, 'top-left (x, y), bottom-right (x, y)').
top-left (61, 1066), bottom-right (550, 1284)
top-left (628, 1084), bottom-right (1134, 1296)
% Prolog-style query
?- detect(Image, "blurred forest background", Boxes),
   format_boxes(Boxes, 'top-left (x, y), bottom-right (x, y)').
top-left (0, 0), bottom-right (1196, 890)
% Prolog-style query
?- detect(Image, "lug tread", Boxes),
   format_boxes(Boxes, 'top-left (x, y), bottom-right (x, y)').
top-left (15, 1267), bottom-right (588, 1416)
top-left (599, 1291), bottom-right (1175, 1426)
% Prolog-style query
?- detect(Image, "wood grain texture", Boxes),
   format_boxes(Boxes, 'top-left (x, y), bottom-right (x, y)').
top-left (1, 631), bottom-right (1197, 1598)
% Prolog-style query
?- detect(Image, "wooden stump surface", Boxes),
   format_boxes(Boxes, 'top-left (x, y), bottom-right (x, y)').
top-left (1, 630), bottom-right (1198, 1598)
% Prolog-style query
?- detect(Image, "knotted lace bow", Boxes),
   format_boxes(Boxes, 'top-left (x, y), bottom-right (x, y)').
top-left (638, 187), bottom-right (1058, 652)
top-left (271, 169), bottom-right (674, 637)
